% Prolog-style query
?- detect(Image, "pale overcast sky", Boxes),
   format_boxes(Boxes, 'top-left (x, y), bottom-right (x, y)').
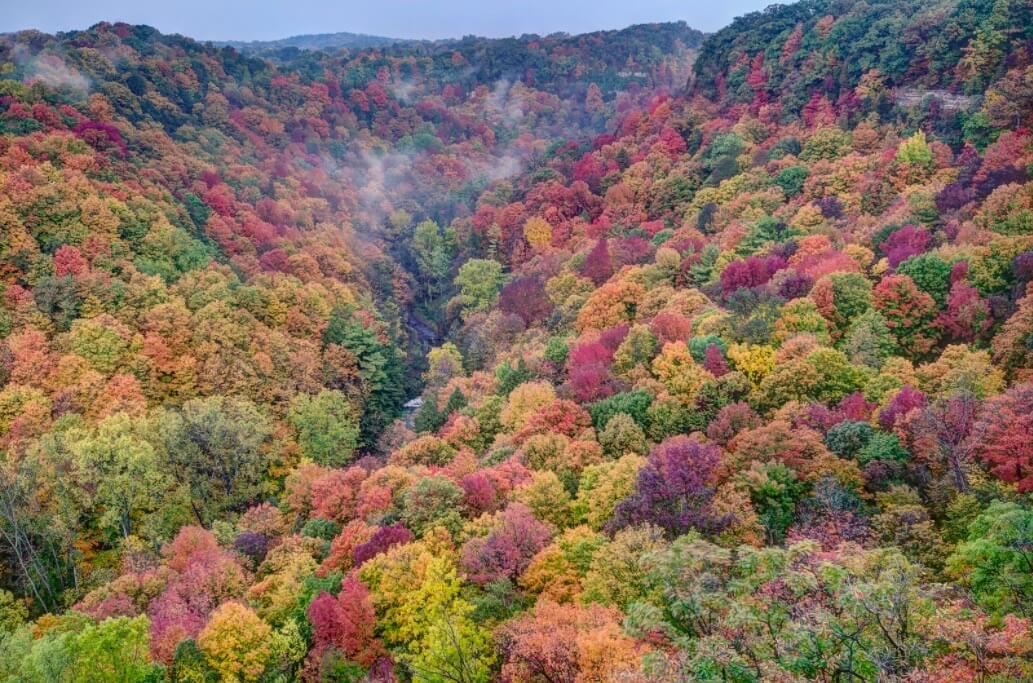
top-left (2, 0), bottom-right (781, 41)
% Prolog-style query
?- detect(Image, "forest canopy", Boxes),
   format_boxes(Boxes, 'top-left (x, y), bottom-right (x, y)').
top-left (2, 1), bottom-right (1033, 680)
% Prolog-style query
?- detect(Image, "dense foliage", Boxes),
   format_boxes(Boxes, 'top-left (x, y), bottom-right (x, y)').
top-left (2, 1), bottom-right (1033, 680)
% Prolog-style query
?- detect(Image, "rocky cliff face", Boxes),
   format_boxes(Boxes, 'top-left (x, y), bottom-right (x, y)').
top-left (894, 88), bottom-right (980, 111)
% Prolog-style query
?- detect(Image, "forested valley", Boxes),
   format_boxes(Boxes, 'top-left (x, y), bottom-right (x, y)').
top-left (1, 1), bottom-right (1033, 680)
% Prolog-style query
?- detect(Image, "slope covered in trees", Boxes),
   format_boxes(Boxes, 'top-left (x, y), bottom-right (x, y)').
top-left (2, 1), bottom-right (1033, 680)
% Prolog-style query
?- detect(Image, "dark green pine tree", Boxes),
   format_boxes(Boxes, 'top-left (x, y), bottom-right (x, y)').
top-left (324, 307), bottom-right (405, 446)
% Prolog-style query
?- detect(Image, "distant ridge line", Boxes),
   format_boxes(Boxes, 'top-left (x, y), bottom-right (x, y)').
top-left (213, 31), bottom-right (403, 53)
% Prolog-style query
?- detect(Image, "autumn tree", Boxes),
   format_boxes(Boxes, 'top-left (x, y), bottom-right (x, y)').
top-left (197, 602), bottom-right (279, 682)
top-left (498, 276), bottom-right (553, 326)
top-left (993, 283), bottom-right (1033, 379)
top-left (497, 601), bottom-right (644, 683)
top-left (970, 383), bottom-right (1033, 491)
top-left (306, 574), bottom-right (384, 677)
top-left (873, 274), bottom-right (940, 358)
top-left (460, 503), bottom-right (553, 585)
top-left (610, 436), bottom-right (728, 538)
top-left (403, 555), bottom-right (495, 683)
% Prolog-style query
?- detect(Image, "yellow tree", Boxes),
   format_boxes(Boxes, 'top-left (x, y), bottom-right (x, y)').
top-left (523, 217), bottom-right (553, 250)
top-left (197, 602), bottom-right (276, 682)
top-left (402, 555), bottom-right (496, 683)
top-left (651, 341), bottom-right (713, 405)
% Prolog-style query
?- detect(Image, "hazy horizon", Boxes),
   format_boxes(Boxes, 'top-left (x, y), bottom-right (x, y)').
top-left (2, 0), bottom-right (780, 42)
